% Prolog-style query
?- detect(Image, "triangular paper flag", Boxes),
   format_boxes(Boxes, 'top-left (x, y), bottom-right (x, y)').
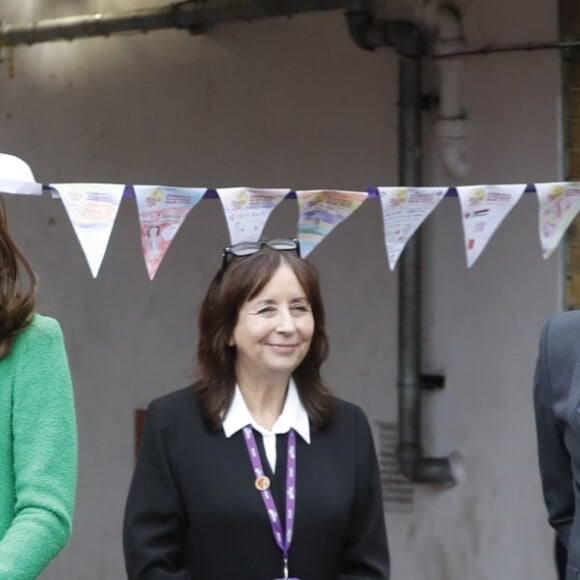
top-left (134, 186), bottom-right (205, 280)
top-left (54, 183), bottom-right (125, 278)
top-left (0, 153), bottom-right (42, 195)
top-left (536, 182), bottom-right (580, 258)
top-left (457, 184), bottom-right (525, 267)
top-left (216, 187), bottom-right (289, 245)
top-left (296, 190), bottom-right (368, 257)
top-left (378, 187), bottom-right (447, 270)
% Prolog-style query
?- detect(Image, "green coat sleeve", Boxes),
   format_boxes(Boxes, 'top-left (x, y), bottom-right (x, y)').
top-left (0, 317), bottom-right (78, 579)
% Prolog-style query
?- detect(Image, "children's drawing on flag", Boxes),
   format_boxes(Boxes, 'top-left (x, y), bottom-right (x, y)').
top-left (296, 190), bottom-right (368, 257)
top-left (54, 183), bottom-right (125, 277)
top-left (378, 187), bottom-right (447, 270)
top-left (536, 182), bottom-right (580, 258)
top-left (217, 187), bottom-right (289, 245)
top-left (457, 184), bottom-right (526, 267)
top-left (134, 186), bottom-right (205, 280)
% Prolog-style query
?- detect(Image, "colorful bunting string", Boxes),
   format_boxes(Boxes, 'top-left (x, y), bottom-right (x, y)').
top-left (0, 154), bottom-right (568, 279)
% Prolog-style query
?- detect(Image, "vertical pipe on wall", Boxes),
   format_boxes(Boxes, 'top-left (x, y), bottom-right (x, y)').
top-left (400, 0), bottom-right (469, 177)
top-left (397, 53), bottom-right (423, 477)
top-left (344, 14), bottom-right (461, 484)
top-left (396, 36), bottom-right (457, 485)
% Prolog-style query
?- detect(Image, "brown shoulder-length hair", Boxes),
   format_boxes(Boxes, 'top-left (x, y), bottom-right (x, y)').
top-left (196, 247), bottom-right (333, 429)
top-left (0, 196), bottom-right (38, 358)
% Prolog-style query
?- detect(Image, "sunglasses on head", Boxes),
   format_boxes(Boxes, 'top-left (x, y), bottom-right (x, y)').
top-left (221, 238), bottom-right (301, 274)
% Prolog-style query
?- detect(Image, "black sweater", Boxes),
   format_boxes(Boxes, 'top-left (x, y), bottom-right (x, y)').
top-left (123, 385), bottom-right (390, 579)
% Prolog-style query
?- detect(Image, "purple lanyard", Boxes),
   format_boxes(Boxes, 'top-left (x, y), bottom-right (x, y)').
top-left (242, 426), bottom-right (300, 580)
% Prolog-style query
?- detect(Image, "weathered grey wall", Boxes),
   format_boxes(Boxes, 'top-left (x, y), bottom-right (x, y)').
top-left (0, 0), bottom-right (563, 578)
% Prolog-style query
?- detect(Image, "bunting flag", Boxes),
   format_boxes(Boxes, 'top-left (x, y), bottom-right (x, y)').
top-left (216, 187), bottom-right (289, 245)
top-left (536, 182), bottom-right (580, 258)
top-left (296, 189), bottom-right (368, 257)
top-left (378, 186), bottom-right (447, 270)
top-left (134, 186), bottom-right (205, 280)
top-left (0, 153), bottom-right (42, 195)
top-left (457, 184), bottom-right (526, 267)
top-left (54, 183), bottom-right (125, 278)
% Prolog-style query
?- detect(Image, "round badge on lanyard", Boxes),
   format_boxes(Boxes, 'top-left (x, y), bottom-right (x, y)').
top-left (242, 426), bottom-right (302, 580)
top-left (255, 475), bottom-right (271, 491)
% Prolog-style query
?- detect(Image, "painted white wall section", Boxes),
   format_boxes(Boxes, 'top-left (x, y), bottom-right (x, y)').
top-left (0, 1), bottom-right (563, 578)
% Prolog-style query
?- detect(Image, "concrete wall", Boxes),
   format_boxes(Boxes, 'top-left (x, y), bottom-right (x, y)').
top-left (0, 0), bottom-right (563, 578)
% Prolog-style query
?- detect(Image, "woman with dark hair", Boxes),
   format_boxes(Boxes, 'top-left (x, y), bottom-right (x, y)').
top-left (123, 239), bottom-right (389, 580)
top-left (0, 197), bottom-right (77, 578)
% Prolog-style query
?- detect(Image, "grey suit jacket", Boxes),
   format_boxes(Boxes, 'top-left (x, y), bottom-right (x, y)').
top-left (534, 311), bottom-right (580, 580)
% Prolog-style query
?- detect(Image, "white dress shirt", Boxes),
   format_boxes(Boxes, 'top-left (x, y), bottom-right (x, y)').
top-left (222, 378), bottom-right (311, 472)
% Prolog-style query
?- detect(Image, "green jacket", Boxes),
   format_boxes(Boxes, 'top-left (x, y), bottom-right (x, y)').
top-left (0, 315), bottom-right (77, 579)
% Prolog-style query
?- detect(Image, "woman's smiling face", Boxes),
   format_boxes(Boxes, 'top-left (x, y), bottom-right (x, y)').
top-left (230, 263), bottom-right (314, 386)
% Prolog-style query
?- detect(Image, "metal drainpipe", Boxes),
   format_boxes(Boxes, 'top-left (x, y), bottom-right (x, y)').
top-left (0, 0), bottom-right (370, 46)
top-left (396, 26), bottom-right (458, 485)
top-left (346, 15), bottom-right (459, 485)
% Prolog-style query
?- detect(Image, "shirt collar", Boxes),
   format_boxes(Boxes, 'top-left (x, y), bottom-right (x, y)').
top-left (222, 377), bottom-right (311, 444)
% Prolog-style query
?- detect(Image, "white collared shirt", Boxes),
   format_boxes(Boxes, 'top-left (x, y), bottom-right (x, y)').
top-left (222, 378), bottom-right (311, 473)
